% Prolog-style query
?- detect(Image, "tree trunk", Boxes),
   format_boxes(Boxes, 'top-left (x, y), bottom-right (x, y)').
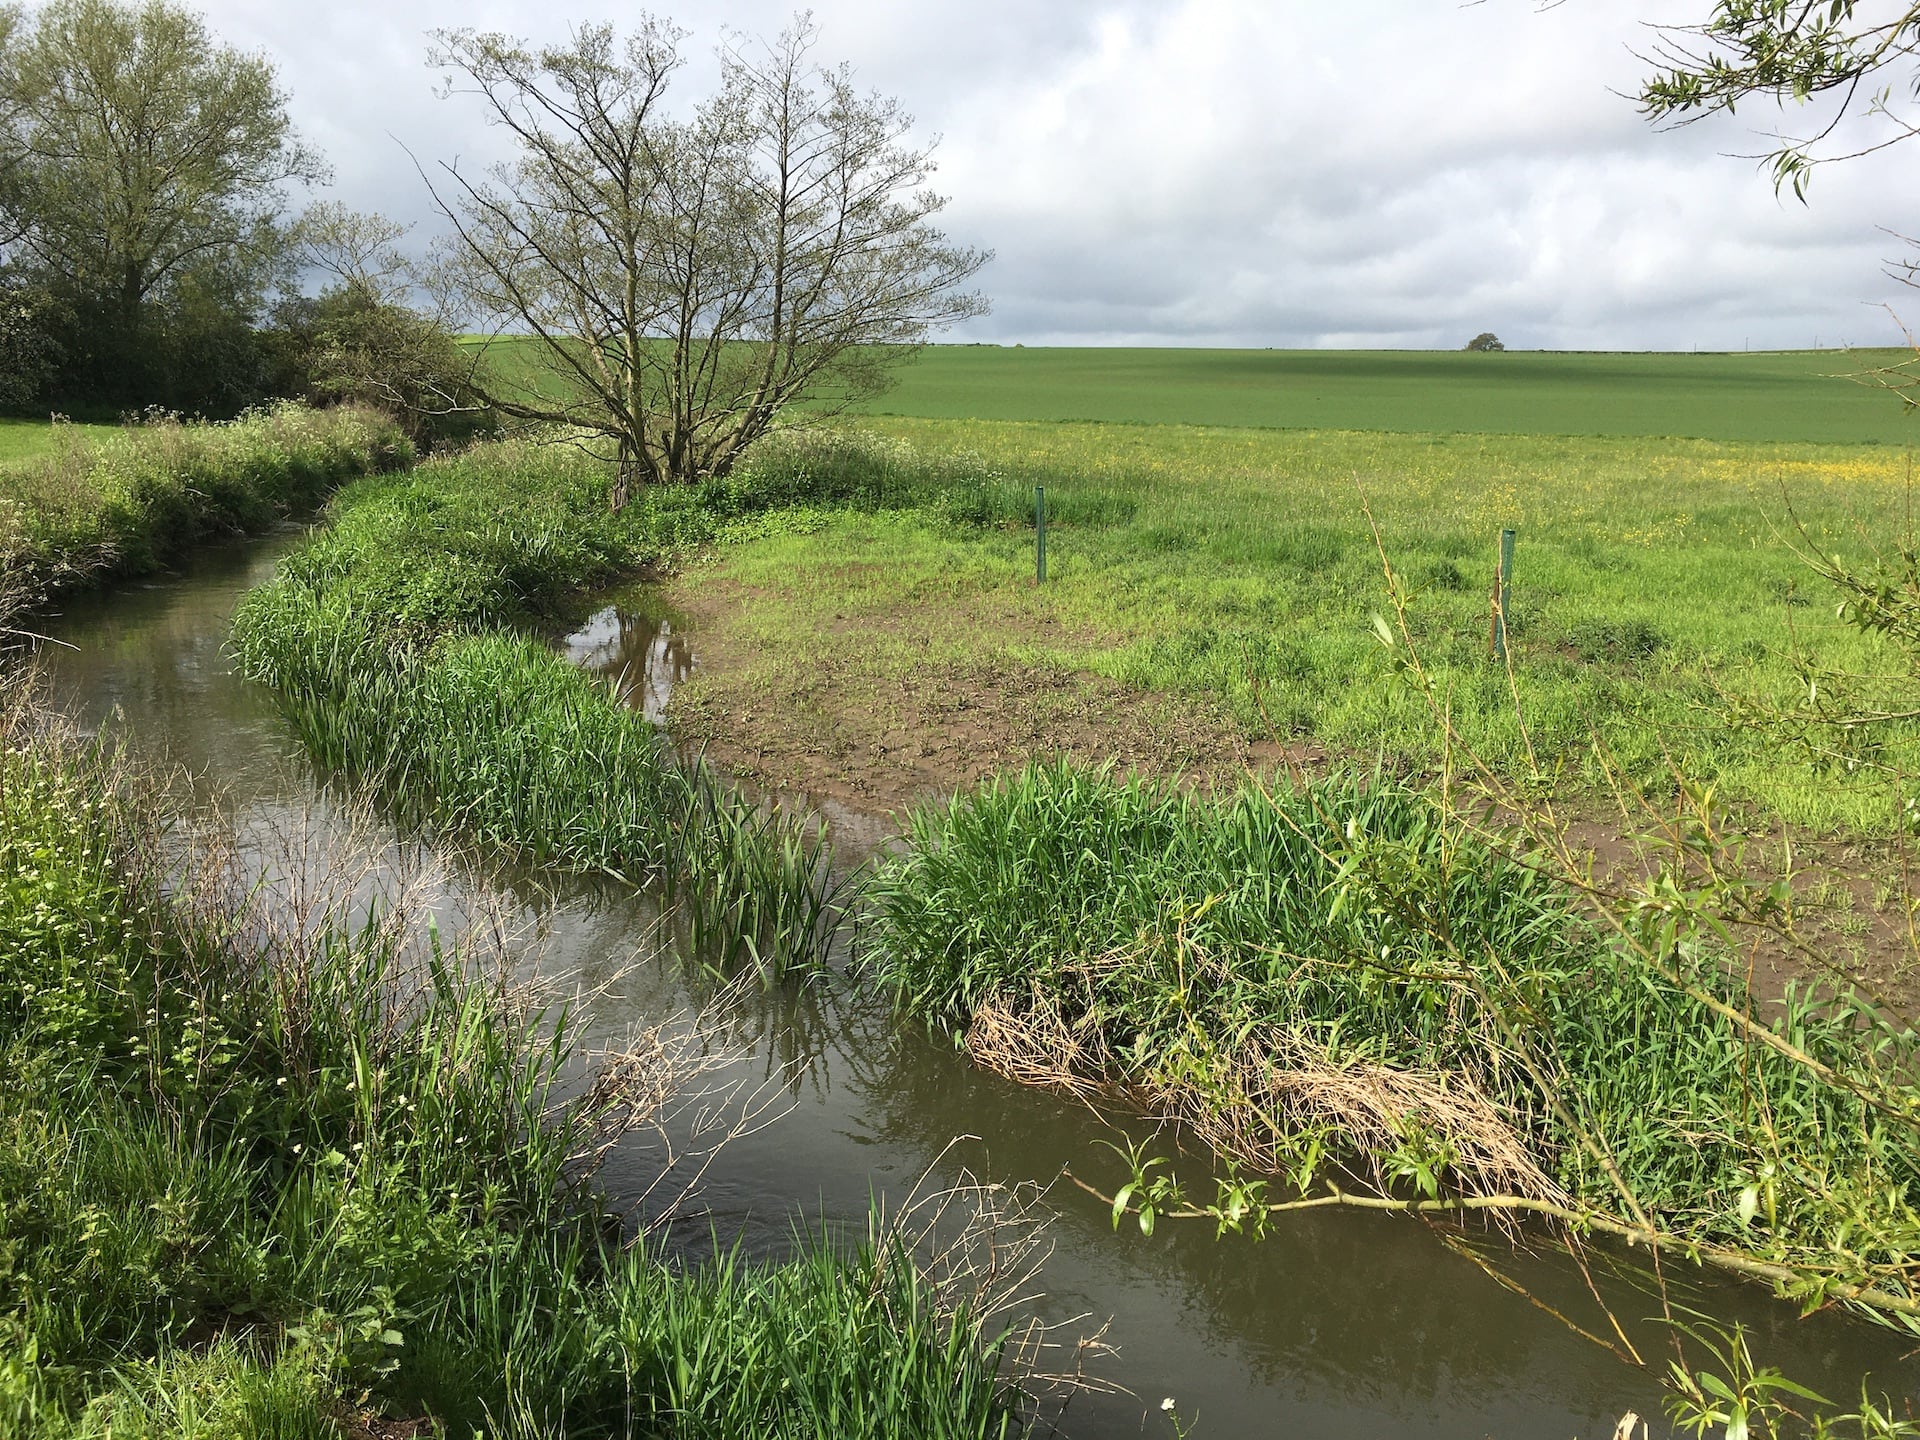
top-left (610, 440), bottom-right (634, 513)
top-left (118, 267), bottom-right (143, 331)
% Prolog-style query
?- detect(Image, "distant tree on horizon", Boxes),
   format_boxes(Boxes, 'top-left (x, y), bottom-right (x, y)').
top-left (1463, 332), bottom-right (1504, 352)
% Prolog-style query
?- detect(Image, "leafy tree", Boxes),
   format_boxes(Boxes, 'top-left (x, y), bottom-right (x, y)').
top-left (426, 16), bottom-right (989, 507)
top-left (1463, 331), bottom-right (1504, 351)
top-left (267, 289), bottom-right (485, 449)
top-left (0, 266), bottom-right (59, 408)
top-left (0, 0), bottom-right (324, 403)
top-left (1638, 3), bottom-right (1920, 196)
top-left (0, 5), bottom-right (28, 250)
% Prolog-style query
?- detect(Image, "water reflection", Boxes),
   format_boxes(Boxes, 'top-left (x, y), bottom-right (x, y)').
top-left (560, 593), bottom-right (911, 866)
top-left (563, 598), bottom-right (694, 723)
top-left (35, 544), bottom-right (1920, 1440)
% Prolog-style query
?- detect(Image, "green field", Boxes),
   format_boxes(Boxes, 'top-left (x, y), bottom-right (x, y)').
top-left (862, 346), bottom-right (1920, 444)
top-left (659, 415), bottom-right (1920, 861)
top-left (470, 337), bottom-right (1920, 445)
top-left (0, 416), bottom-right (116, 466)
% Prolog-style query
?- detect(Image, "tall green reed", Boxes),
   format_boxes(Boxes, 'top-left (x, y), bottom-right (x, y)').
top-left (229, 438), bottom-right (845, 980)
top-left (864, 760), bottom-right (1920, 1311)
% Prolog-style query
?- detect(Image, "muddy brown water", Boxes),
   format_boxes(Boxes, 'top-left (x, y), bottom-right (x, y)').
top-left (35, 537), bottom-right (1920, 1440)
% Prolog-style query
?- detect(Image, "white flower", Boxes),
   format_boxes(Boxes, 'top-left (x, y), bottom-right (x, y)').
top-left (1161, 1398), bottom-right (1176, 1412)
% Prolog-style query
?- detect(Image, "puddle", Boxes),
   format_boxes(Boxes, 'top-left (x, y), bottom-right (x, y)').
top-left (562, 596), bottom-right (695, 724)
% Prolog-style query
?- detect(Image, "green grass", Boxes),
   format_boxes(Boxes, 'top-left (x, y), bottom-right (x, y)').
top-left (0, 417), bottom-right (116, 466)
top-left (229, 440), bottom-right (845, 976)
top-left (469, 339), bottom-right (1920, 444)
top-left (864, 760), bottom-right (1920, 1321)
top-left (0, 681), bottom-right (1035, 1439)
top-left (0, 404), bottom-right (412, 613)
top-left (664, 420), bottom-right (1920, 834)
top-left (866, 347), bottom-right (1920, 445)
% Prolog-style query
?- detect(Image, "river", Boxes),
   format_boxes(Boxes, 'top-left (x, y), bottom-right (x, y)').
top-left (36, 529), bottom-right (1920, 1439)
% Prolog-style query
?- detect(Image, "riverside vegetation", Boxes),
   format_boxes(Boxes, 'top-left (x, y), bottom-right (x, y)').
top-left (0, 404), bottom-right (412, 616)
top-left (0, 679), bottom-right (1039, 1438)
top-left (226, 440), bottom-right (851, 976)
top-left (24, 380), bottom-right (1920, 1429)
top-left (0, 409), bottom-right (1047, 1436)
top-left (230, 420), bottom-right (1920, 1333)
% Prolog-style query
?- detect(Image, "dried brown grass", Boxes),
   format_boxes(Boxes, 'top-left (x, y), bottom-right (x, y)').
top-left (966, 942), bottom-right (1565, 1207)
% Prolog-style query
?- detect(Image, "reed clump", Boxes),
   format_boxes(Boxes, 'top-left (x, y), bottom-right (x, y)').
top-left (865, 761), bottom-right (1920, 1318)
top-left (0, 676), bottom-right (1040, 1438)
top-left (230, 438), bottom-right (843, 977)
top-left (0, 403), bottom-right (412, 613)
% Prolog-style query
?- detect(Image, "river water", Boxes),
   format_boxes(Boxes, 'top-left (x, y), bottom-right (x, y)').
top-left (36, 532), bottom-right (1920, 1440)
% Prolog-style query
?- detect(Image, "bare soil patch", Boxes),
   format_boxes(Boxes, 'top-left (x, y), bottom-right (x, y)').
top-left (658, 572), bottom-right (1920, 1014)
top-left (663, 575), bottom-right (1286, 819)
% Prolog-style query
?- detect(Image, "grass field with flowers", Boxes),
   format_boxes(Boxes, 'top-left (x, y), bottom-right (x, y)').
top-left (665, 414), bottom-right (1920, 841)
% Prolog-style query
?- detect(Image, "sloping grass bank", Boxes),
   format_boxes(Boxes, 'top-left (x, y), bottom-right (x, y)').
top-left (229, 441), bottom-right (845, 974)
top-left (0, 682), bottom-right (1036, 1438)
top-left (865, 762), bottom-right (1920, 1324)
top-left (0, 404), bottom-right (412, 614)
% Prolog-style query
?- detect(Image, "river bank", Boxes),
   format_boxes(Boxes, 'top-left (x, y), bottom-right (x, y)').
top-left (228, 427), bottom-right (1920, 1336)
top-left (1, 573), bottom-right (1043, 1433)
top-left (34, 494), bottom-right (1920, 1440)
top-left (22, 422), bottom-right (1920, 1436)
top-left (0, 405), bottom-right (411, 621)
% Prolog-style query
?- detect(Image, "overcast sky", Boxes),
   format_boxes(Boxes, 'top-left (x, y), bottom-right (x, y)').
top-left (189, 0), bottom-right (1920, 351)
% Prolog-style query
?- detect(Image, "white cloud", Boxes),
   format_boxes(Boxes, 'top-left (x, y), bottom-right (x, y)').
top-left (188, 0), bottom-right (1920, 349)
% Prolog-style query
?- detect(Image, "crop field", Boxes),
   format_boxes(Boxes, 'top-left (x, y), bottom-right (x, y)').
top-left (860, 345), bottom-right (1920, 444)
top-left (471, 338), bottom-right (1920, 444)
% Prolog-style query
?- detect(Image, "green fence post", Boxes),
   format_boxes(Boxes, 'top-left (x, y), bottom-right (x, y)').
top-left (1035, 485), bottom-right (1047, 583)
top-left (1491, 526), bottom-right (1516, 661)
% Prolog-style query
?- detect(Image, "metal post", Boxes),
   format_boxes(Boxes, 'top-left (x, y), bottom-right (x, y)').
top-left (1035, 486), bottom-right (1047, 583)
top-left (1491, 527), bottom-right (1516, 662)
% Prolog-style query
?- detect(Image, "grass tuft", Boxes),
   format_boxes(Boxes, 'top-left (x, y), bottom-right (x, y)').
top-left (865, 760), bottom-right (1920, 1312)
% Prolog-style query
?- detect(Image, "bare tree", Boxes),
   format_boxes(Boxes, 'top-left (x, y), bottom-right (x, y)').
top-left (291, 201), bottom-right (417, 308)
top-left (425, 16), bottom-right (989, 507)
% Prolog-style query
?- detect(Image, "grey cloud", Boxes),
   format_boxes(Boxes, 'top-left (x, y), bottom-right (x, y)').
top-left (186, 0), bottom-right (1920, 350)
